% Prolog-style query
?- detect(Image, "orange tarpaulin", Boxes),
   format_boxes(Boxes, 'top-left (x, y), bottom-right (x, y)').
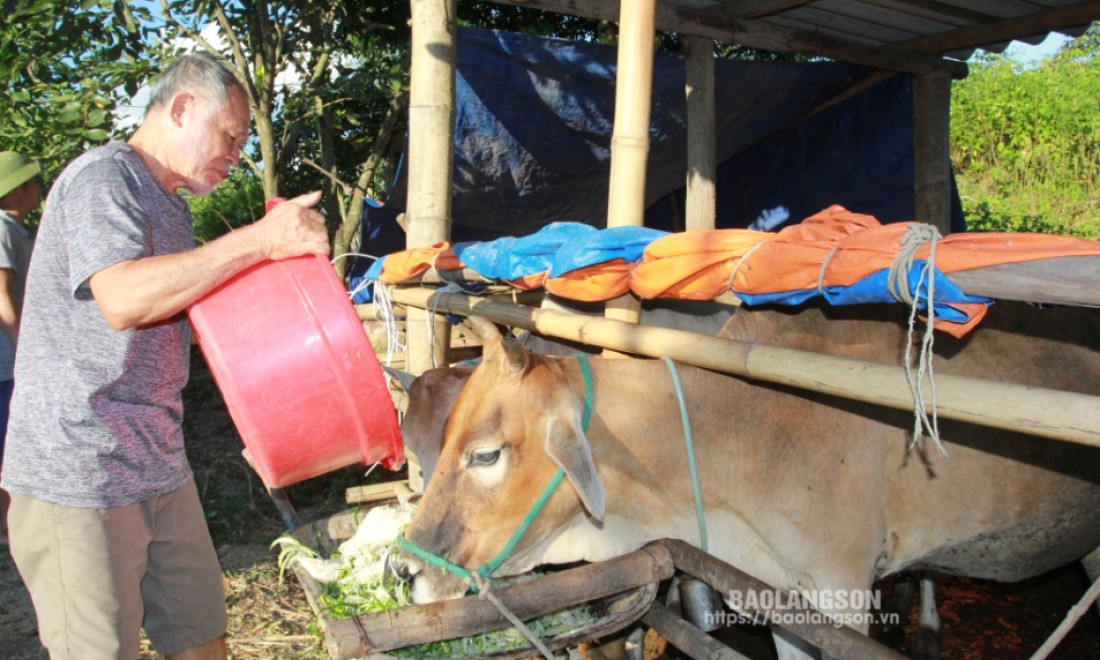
top-left (629, 229), bottom-right (775, 300)
top-left (377, 243), bottom-right (464, 284)
top-left (364, 205), bottom-right (1100, 336)
top-left (546, 259), bottom-right (633, 301)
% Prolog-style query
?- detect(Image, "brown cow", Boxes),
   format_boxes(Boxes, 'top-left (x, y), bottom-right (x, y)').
top-left (391, 301), bottom-right (1100, 658)
top-left (393, 298), bottom-right (731, 488)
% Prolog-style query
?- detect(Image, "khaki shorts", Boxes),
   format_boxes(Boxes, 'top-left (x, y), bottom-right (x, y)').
top-left (9, 480), bottom-right (228, 658)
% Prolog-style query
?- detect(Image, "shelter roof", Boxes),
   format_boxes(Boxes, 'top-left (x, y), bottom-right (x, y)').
top-left (484, 1), bottom-right (1096, 73)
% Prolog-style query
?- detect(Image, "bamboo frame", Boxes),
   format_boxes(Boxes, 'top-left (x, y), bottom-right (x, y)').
top-left (388, 286), bottom-right (1100, 450)
top-left (606, 0), bottom-right (655, 231)
top-left (405, 0), bottom-right (456, 374)
top-left (603, 0), bottom-right (656, 341)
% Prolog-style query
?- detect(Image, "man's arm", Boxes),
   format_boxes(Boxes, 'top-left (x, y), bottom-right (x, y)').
top-left (89, 191), bottom-right (329, 330)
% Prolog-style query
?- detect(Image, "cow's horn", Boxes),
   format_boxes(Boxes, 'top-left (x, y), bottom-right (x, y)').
top-left (465, 315), bottom-right (502, 341)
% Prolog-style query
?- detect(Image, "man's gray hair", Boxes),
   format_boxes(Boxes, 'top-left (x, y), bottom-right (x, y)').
top-left (146, 51), bottom-right (244, 116)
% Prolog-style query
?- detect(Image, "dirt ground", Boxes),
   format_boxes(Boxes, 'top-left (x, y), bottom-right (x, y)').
top-left (1, 349), bottom-right (1098, 659)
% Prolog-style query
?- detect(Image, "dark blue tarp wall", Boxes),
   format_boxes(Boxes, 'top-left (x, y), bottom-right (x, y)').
top-left (353, 27), bottom-right (964, 294)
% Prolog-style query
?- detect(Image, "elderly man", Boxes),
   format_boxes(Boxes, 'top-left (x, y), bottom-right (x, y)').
top-left (0, 150), bottom-right (41, 552)
top-left (1, 52), bottom-right (329, 659)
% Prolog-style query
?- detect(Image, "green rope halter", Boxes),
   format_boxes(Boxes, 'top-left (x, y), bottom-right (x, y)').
top-left (396, 354), bottom-right (595, 591)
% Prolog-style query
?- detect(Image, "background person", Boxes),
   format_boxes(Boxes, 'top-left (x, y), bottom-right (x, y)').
top-left (0, 150), bottom-right (41, 552)
top-left (0, 51), bottom-right (329, 660)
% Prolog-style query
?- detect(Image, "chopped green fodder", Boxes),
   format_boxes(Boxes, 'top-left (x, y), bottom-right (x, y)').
top-left (272, 503), bottom-right (600, 658)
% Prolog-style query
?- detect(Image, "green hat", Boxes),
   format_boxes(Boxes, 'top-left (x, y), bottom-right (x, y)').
top-left (0, 151), bottom-right (41, 199)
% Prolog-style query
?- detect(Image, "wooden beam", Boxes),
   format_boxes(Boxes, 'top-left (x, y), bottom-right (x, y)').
top-left (387, 287), bottom-right (1100, 450)
top-left (684, 35), bottom-right (717, 232)
top-left (947, 257), bottom-right (1100, 308)
top-left (913, 69), bottom-right (952, 235)
top-left (297, 545), bottom-right (673, 658)
top-left (885, 0), bottom-right (996, 26)
top-left (727, 1), bottom-right (815, 19)
top-left (899, 1), bottom-right (1100, 55)
top-left (486, 0), bottom-right (967, 76)
top-left (781, 27), bottom-right (968, 78)
top-left (656, 540), bottom-right (909, 660)
top-left (642, 602), bottom-right (750, 660)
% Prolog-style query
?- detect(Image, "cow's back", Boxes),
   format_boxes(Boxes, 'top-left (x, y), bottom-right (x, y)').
top-left (718, 301), bottom-right (1100, 582)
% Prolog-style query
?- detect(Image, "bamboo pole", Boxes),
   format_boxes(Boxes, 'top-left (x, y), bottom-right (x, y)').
top-left (604, 0), bottom-right (656, 345)
top-left (406, 0), bottom-right (455, 374)
top-left (684, 35), bottom-right (716, 232)
top-left (387, 287), bottom-right (1100, 449)
top-left (607, 0), bottom-right (655, 231)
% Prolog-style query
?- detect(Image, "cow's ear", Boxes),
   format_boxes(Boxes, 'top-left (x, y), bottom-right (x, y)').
top-left (381, 366), bottom-right (417, 392)
top-left (545, 417), bottom-right (606, 521)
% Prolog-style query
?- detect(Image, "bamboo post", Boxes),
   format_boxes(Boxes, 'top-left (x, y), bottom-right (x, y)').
top-left (684, 35), bottom-right (716, 232)
top-left (607, 0), bottom-right (655, 232)
top-left (386, 287), bottom-right (1100, 449)
top-left (406, 0), bottom-right (455, 374)
top-left (604, 0), bottom-right (656, 349)
top-left (914, 69), bottom-right (952, 236)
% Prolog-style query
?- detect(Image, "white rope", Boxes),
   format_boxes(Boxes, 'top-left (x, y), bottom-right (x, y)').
top-left (815, 241), bottom-right (844, 298)
top-left (340, 253), bottom-right (380, 302)
top-left (724, 239), bottom-right (769, 294)
top-left (470, 574), bottom-right (555, 660)
top-left (888, 224), bottom-right (946, 455)
top-left (1030, 574), bottom-right (1100, 660)
top-left (331, 251), bottom-right (380, 266)
top-left (370, 284), bottom-right (404, 367)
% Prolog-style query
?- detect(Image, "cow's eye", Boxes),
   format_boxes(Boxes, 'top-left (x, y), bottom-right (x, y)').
top-left (468, 448), bottom-right (501, 467)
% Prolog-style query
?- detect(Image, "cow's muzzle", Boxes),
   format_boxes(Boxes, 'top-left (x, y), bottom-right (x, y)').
top-left (385, 549), bottom-right (471, 603)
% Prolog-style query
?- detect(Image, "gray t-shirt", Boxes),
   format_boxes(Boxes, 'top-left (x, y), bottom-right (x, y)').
top-left (1, 142), bottom-right (195, 508)
top-left (0, 210), bottom-right (35, 380)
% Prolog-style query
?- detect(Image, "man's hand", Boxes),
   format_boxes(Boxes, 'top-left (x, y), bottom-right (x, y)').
top-left (256, 191), bottom-right (330, 261)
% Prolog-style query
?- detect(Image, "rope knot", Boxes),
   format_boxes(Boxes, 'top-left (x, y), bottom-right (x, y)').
top-left (888, 223), bottom-right (942, 305)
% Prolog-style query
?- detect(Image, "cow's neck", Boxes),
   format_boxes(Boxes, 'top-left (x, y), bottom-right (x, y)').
top-left (558, 358), bottom-right (724, 560)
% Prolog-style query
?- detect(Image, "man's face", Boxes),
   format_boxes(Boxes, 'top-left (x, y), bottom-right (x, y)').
top-left (177, 85), bottom-right (251, 195)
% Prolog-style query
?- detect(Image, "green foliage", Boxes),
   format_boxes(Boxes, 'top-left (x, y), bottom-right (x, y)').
top-left (185, 168), bottom-right (267, 243)
top-left (951, 26), bottom-right (1100, 239)
top-left (0, 0), bottom-right (156, 177)
top-left (459, 2), bottom-right (606, 42)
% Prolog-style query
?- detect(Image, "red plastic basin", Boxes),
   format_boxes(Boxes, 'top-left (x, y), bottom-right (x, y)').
top-left (188, 254), bottom-right (403, 488)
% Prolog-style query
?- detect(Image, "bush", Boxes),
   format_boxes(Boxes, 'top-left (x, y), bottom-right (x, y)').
top-left (184, 168), bottom-right (267, 244)
top-left (951, 28), bottom-right (1100, 240)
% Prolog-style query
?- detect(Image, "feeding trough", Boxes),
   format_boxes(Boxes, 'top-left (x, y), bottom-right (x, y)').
top-left (287, 507), bottom-right (672, 659)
